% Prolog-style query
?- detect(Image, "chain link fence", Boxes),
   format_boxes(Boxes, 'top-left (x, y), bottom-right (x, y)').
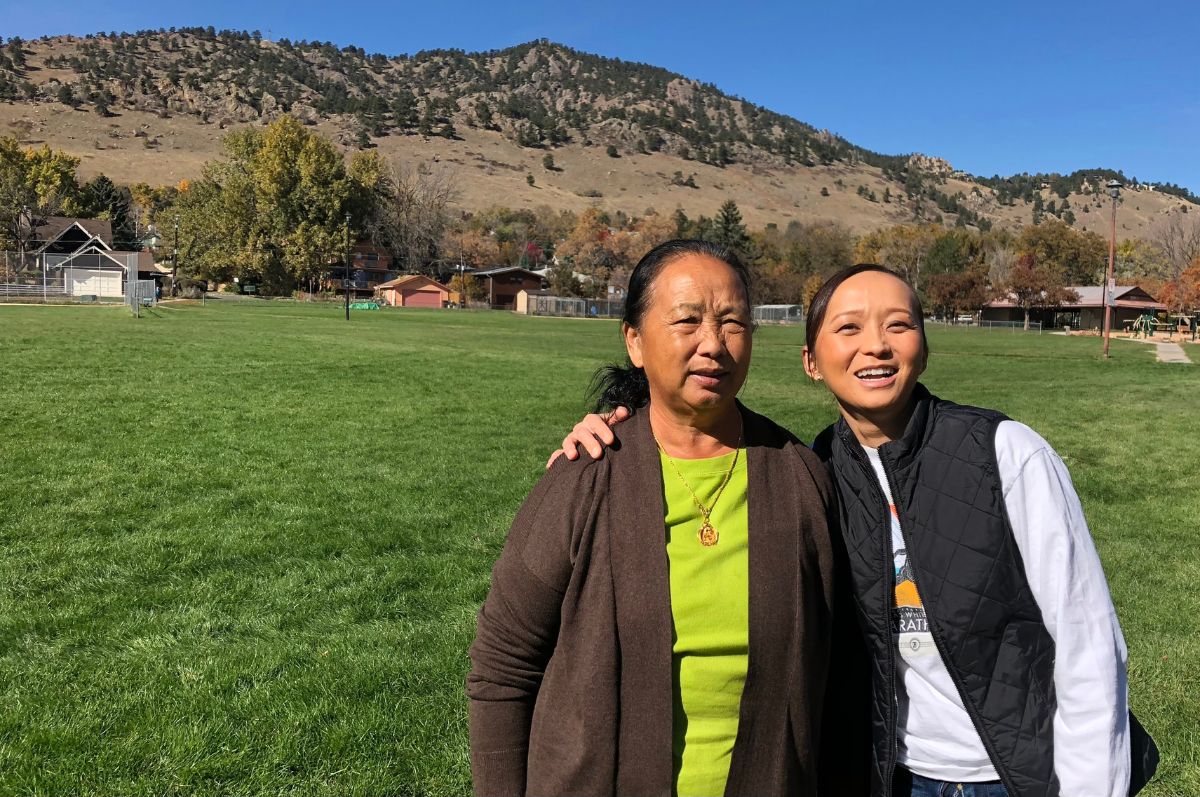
top-left (0, 251), bottom-right (140, 304)
top-left (752, 304), bottom-right (804, 325)
top-left (525, 294), bottom-right (626, 319)
top-left (978, 320), bottom-right (1043, 333)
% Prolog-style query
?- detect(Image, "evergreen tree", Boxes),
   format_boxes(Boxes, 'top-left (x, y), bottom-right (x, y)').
top-left (711, 200), bottom-right (751, 257)
top-left (80, 175), bottom-right (136, 249)
top-left (672, 208), bottom-right (691, 238)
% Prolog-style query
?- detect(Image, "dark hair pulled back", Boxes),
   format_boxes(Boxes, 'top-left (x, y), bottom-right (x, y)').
top-left (804, 263), bottom-right (928, 353)
top-left (591, 239), bottom-right (752, 413)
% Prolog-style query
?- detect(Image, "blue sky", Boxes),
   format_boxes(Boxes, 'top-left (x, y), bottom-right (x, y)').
top-left (3, 0), bottom-right (1196, 192)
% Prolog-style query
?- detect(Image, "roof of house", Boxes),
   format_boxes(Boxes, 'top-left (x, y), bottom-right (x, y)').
top-left (34, 217), bottom-right (114, 250)
top-left (375, 274), bottom-right (449, 291)
top-left (472, 266), bottom-right (544, 278)
top-left (985, 285), bottom-right (1166, 310)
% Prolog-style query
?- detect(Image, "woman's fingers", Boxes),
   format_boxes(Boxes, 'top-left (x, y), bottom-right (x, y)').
top-left (546, 407), bottom-right (633, 470)
top-left (558, 415), bottom-right (614, 462)
top-left (578, 414), bottom-right (616, 458)
top-left (606, 406), bottom-right (632, 426)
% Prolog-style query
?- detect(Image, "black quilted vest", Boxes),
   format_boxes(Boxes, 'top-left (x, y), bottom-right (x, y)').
top-left (816, 386), bottom-right (1059, 797)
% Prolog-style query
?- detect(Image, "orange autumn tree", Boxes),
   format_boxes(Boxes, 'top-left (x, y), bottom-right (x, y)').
top-left (1159, 258), bottom-right (1200, 314)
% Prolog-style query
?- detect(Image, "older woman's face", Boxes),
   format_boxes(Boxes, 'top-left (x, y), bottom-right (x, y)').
top-left (624, 254), bottom-right (752, 419)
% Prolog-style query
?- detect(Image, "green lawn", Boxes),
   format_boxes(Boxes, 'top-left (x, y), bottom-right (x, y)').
top-left (1, 302), bottom-right (1196, 796)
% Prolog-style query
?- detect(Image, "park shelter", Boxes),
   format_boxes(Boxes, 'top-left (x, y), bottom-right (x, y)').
top-left (473, 266), bottom-right (545, 310)
top-left (375, 275), bottom-right (449, 308)
top-left (981, 285), bottom-right (1166, 330)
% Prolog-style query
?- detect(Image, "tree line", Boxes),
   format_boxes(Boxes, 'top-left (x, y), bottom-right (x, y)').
top-left (3, 119), bottom-right (1199, 318)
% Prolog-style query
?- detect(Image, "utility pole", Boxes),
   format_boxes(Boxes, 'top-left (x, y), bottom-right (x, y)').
top-left (1103, 180), bottom-right (1121, 359)
top-left (344, 212), bottom-right (352, 321)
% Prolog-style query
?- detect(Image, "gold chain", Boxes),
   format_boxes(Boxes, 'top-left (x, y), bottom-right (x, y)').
top-left (655, 427), bottom-right (743, 547)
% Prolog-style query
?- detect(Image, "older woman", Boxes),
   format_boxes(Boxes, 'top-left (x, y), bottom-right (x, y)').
top-left (467, 240), bottom-right (864, 796)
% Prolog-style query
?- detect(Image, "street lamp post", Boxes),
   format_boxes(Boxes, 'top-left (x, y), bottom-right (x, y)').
top-left (18, 204), bottom-right (29, 279)
top-left (344, 212), bottom-right (352, 322)
top-left (172, 214), bottom-right (180, 297)
top-left (1102, 179), bottom-right (1122, 359)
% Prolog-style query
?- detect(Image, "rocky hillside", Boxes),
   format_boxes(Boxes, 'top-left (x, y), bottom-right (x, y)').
top-left (0, 30), bottom-right (1194, 235)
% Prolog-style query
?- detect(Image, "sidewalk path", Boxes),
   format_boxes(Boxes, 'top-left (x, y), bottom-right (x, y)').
top-left (1155, 341), bottom-right (1192, 364)
top-left (1112, 336), bottom-right (1193, 364)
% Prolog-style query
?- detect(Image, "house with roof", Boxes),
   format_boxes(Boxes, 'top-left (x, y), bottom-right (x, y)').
top-left (375, 275), bottom-right (450, 308)
top-left (325, 243), bottom-right (396, 300)
top-left (982, 285), bottom-right (1166, 330)
top-left (472, 266), bottom-right (545, 309)
top-left (33, 217), bottom-right (144, 299)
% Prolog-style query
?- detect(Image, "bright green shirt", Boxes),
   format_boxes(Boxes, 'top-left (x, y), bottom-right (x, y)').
top-left (660, 448), bottom-right (750, 797)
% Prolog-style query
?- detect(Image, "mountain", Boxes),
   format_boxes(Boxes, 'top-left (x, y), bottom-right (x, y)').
top-left (0, 30), bottom-right (1193, 235)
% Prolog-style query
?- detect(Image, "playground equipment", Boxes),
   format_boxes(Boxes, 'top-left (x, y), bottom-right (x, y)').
top-left (1128, 312), bottom-right (1197, 340)
top-left (1129, 314), bottom-right (1157, 338)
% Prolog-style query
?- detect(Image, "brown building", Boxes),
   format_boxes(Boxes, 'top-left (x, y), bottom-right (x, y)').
top-left (325, 243), bottom-right (396, 299)
top-left (375, 275), bottom-right (450, 308)
top-left (474, 266), bottom-right (545, 309)
top-left (982, 285), bottom-right (1166, 330)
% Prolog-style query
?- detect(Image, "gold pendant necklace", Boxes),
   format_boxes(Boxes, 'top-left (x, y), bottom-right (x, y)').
top-left (656, 426), bottom-right (743, 548)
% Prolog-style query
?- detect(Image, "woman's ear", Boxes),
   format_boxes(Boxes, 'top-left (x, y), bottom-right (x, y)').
top-left (623, 323), bottom-right (644, 368)
top-left (802, 346), bottom-right (822, 381)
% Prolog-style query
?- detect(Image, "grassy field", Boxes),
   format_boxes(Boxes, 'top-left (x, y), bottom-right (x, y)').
top-left (1, 301), bottom-right (1197, 796)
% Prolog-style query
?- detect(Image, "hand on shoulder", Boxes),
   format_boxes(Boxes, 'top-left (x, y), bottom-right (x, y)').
top-left (545, 406), bottom-right (631, 469)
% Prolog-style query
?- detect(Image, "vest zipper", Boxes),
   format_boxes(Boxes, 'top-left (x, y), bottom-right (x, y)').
top-left (847, 449), bottom-right (899, 797)
top-left (874, 450), bottom-right (1020, 797)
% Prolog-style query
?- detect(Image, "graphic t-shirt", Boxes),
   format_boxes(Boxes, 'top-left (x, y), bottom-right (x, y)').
top-left (863, 446), bottom-right (998, 782)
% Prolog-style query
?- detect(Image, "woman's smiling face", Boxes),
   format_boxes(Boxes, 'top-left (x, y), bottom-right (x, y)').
top-left (803, 269), bottom-right (927, 436)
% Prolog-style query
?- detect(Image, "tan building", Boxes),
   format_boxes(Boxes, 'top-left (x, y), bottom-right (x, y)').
top-left (375, 275), bottom-right (449, 308)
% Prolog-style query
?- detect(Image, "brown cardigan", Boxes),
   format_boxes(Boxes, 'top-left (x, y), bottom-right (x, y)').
top-left (467, 403), bottom-right (868, 797)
